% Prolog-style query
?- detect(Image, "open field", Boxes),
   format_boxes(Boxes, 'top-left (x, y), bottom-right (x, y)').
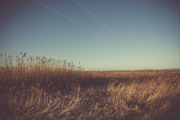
top-left (0, 53), bottom-right (180, 120)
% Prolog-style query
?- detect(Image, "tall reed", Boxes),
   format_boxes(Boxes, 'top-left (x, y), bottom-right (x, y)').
top-left (0, 52), bottom-right (180, 120)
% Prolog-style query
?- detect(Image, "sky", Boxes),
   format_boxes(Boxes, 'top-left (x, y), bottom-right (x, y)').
top-left (0, 0), bottom-right (180, 71)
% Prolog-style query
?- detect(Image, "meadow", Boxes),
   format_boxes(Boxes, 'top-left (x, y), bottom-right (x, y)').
top-left (0, 52), bottom-right (180, 120)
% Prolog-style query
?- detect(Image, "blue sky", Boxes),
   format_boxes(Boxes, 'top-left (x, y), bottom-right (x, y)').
top-left (1, 0), bottom-right (180, 71)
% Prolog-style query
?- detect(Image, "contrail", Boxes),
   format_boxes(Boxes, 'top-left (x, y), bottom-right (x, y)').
top-left (73, 0), bottom-right (121, 40)
top-left (33, 0), bottom-right (111, 43)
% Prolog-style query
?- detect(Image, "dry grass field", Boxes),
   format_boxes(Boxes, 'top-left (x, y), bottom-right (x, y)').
top-left (0, 53), bottom-right (180, 120)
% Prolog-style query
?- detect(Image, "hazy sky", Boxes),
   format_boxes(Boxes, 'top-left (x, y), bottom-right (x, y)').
top-left (1, 0), bottom-right (180, 71)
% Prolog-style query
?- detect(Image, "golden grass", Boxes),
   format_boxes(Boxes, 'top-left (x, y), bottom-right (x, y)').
top-left (0, 52), bottom-right (180, 120)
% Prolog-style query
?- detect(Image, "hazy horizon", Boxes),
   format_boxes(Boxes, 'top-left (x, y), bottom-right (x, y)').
top-left (1, 0), bottom-right (180, 71)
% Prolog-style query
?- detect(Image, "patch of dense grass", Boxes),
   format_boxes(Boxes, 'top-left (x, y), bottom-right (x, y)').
top-left (0, 53), bottom-right (180, 120)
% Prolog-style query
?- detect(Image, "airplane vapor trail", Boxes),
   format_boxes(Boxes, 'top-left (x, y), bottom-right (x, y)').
top-left (33, 0), bottom-right (112, 43)
top-left (73, 0), bottom-right (121, 40)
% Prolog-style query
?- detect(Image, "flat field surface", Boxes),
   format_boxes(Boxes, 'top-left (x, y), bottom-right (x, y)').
top-left (0, 54), bottom-right (180, 120)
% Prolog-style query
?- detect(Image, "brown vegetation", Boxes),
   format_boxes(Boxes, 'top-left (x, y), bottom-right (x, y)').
top-left (0, 53), bottom-right (180, 120)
